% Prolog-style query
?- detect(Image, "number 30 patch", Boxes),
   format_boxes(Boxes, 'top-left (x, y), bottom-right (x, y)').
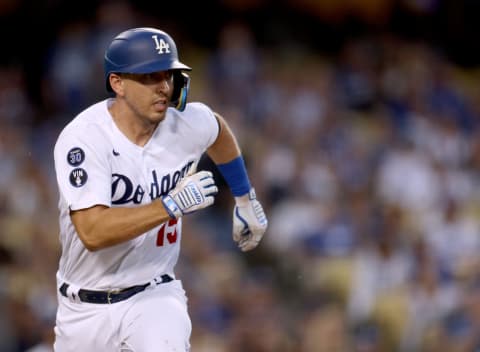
top-left (67, 147), bottom-right (85, 166)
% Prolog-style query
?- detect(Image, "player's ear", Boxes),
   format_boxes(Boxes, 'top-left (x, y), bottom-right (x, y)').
top-left (109, 73), bottom-right (125, 96)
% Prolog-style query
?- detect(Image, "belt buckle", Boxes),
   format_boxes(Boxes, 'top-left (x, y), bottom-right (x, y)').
top-left (107, 289), bottom-right (120, 304)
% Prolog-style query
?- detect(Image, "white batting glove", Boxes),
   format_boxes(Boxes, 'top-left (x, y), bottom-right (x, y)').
top-left (162, 170), bottom-right (218, 219)
top-left (233, 188), bottom-right (268, 252)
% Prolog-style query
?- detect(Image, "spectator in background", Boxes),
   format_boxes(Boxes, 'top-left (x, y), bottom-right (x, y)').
top-left (207, 21), bottom-right (261, 121)
top-left (0, 245), bottom-right (15, 351)
top-left (42, 21), bottom-right (94, 118)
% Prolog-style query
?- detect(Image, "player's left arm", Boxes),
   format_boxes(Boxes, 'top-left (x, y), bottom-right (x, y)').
top-left (206, 112), bottom-right (268, 251)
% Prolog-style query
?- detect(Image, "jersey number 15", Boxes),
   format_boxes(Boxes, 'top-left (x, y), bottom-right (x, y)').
top-left (156, 219), bottom-right (178, 246)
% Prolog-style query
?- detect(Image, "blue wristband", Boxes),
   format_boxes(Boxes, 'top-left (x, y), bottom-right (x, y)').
top-left (217, 156), bottom-right (251, 197)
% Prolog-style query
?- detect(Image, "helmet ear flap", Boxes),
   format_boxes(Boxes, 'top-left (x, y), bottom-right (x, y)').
top-left (171, 71), bottom-right (190, 112)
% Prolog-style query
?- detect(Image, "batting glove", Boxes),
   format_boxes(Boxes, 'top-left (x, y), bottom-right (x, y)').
top-left (233, 188), bottom-right (268, 252)
top-left (162, 170), bottom-right (218, 219)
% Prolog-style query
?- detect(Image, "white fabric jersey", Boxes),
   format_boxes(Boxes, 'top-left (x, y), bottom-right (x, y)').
top-left (53, 99), bottom-right (219, 290)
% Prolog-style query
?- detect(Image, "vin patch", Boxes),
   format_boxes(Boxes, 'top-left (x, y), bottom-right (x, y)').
top-left (69, 168), bottom-right (88, 187)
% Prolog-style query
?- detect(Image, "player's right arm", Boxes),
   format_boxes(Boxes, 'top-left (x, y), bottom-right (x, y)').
top-left (55, 123), bottom-right (216, 252)
top-left (70, 168), bottom-right (217, 251)
top-left (71, 202), bottom-right (170, 251)
top-left (71, 168), bottom-right (217, 250)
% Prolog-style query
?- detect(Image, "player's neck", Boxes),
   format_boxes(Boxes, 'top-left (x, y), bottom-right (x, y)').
top-left (108, 103), bottom-right (158, 147)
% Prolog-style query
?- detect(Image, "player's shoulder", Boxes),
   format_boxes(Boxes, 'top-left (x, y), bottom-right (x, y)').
top-left (172, 102), bottom-right (220, 143)
top-left (177, 102), bottom-right (215, 118)
top-left (168, 102), bottom-right (217, 129)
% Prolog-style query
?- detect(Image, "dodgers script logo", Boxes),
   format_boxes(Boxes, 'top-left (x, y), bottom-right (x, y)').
top-left (112, 161), bottom-right (194, 205)
top-left (152, 35), bottom-right (170, 54)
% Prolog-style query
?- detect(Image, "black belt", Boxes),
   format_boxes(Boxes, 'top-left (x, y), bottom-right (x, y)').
top-left (59, 274), bottom-right (173, 304)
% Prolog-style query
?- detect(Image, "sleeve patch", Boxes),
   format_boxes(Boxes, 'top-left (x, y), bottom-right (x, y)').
top-left (69, 168), bottom-right (88, 187)
top-left (67, 147), bottom-right (85, 166)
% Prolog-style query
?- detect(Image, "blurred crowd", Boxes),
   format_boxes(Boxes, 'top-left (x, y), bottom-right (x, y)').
top-left (2, 2), bottom-right (480, 352)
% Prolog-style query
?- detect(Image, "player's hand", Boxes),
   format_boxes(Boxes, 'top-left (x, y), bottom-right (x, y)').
top-left (232, 188), bottom-right (268, 252)
top-left (162, 170), bottom-right (218, 219)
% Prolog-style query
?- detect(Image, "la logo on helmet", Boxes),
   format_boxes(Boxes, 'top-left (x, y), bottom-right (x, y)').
top-left (152, 35), bottom-right (171, 54)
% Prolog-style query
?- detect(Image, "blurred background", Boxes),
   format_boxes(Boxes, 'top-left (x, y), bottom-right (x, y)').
top-left (2, 0), bottom-right (480, 351)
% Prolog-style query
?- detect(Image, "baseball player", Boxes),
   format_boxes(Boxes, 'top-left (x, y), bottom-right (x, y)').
top-left (52, 27), bottom-right (268, 352)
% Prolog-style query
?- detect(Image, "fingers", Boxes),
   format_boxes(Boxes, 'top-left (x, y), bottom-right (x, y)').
top-left (197, 170), bottom-right (212, 180)
top-left (232, 225), bottom-right (249, 243)
top-left (184, 170), bottom-right (218, 197)
top-left (232, 228), bottom-right (242, 243)
top-left (204, 194), bottom-right (215, 207)
top-left (233, 219), bottom-right (265, 251)
top-left (197, 171), bottom-right (218, 197)
top-left (238, 233), bottom-right (261, 252)
top-left (240, 231), bottom-right (264, 251)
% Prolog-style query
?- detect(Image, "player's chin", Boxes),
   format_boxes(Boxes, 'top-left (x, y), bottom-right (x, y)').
top-left (150, 114), bottom-right (167, 124)
top-left (150, 107), bottom-right (168, 121)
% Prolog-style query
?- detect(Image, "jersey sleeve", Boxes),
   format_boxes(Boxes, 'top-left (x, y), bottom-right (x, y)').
top-left (187, 102), bottom-right (220, 150)
top-left (54, 123), bottom-right (112, 211)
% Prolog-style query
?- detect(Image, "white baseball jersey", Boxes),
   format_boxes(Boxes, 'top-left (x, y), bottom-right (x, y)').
top-left (53, 99), bottom-right (219, 290)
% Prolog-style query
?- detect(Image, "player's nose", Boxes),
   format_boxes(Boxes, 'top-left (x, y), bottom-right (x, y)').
top-left (149, 71), bottom-right (173, 94)
top-left (155, 78), bottom-right (171, 93)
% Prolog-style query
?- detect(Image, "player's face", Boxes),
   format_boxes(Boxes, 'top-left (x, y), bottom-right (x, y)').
top-left (118, 70), bottom-right (174, 124)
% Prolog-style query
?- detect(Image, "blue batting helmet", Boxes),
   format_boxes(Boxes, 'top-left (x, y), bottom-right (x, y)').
top-left (104, 27), bottom-right (191, 111)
